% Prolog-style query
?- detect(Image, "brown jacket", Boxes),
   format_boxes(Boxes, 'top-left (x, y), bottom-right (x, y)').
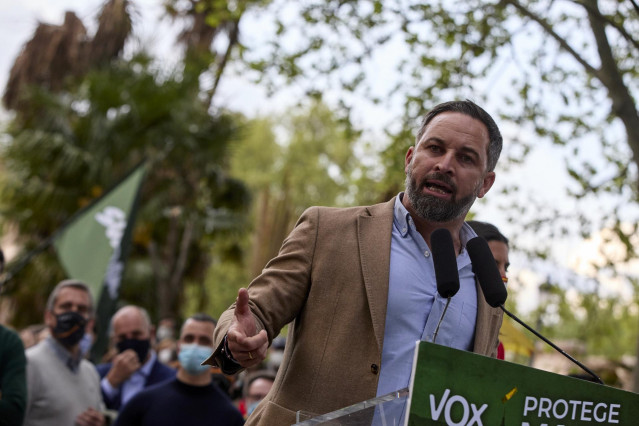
top-left (207, 198), bottom-right (503, 425)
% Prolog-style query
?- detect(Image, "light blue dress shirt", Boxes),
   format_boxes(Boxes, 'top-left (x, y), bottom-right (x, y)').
top-left (375, 194), bottom-right (478, 418)
top-left (101, 350), bottom-right (158, 408)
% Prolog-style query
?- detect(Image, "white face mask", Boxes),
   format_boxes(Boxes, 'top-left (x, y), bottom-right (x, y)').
top-left (156, 325), bottom-right (174, 342)
top-left (178, 344), bottom-right (212, 375)
top-left (158, 348), bottom-right (175, 364)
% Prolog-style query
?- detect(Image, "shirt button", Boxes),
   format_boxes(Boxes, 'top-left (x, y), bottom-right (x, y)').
top-left (371, 364), bottom-right (379, 375)
top-left (424, 251), bottom-right (430, 258)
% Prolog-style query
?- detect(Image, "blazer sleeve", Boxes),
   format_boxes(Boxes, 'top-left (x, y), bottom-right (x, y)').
top-left (207, 207), bottom-right (320, 371)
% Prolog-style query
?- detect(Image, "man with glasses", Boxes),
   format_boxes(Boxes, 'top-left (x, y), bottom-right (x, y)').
top-left (23, 280), bottom-right (105, 426)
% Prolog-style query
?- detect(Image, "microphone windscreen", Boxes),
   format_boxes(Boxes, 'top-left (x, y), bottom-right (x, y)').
top-left (466, 237), bottom-right (508, 307)
top-left (431, 228), bottom-right (460, 298)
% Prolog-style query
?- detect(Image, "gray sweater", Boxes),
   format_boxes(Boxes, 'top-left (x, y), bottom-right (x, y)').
top-left (24, 338), bottom-right (103, 426)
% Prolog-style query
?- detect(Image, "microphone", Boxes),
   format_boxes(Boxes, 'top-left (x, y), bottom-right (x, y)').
top-left (430, 228), bottom-right (460, 343)
top-left (466, 237), bottom-right (604, 385)
top-left (466, 237), bottom-right (507, 307)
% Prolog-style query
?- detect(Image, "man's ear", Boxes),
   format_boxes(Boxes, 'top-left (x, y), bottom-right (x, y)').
top-left (477, 171), bottom-right (496, 198)
top-left (44, 310), bottom-right (55, 329)
top-left (150, 325), bottom-right (157, 345)
top-left (404, 146), bottom-right (415, 174)
top-left (86, 318), bottom-right (95, 334)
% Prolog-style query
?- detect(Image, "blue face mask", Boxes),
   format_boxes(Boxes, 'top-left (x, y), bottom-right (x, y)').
top-left (78, 333), bottom-right (93, 358)
top-left (247, 400), bottom-right (260, 416)
top-left (178, 344), bottom-right (212, 375)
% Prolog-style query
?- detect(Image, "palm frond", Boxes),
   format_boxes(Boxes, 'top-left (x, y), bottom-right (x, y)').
top-left (90, 0), bottom-right (133, 66)
top-left (3, 12), bottom-right (88, 110)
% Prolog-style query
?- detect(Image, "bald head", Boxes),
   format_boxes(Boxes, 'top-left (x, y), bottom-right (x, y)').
top-left (110, 305), bottom-right (152, 342)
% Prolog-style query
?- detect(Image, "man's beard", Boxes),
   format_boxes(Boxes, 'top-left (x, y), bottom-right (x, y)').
top-left (405, 166), bottom-right (481, 223)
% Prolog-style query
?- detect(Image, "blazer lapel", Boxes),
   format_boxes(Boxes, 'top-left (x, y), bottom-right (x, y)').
top-left (358, 198), bottom-right (395, 351)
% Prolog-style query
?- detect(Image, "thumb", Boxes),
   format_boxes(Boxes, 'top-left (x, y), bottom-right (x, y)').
top-left (234, 288), bottom-right (256, 337)
top-left (235, 287), bottom-right (250, 316)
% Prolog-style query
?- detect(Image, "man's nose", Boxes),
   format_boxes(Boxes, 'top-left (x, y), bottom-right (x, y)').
top-left (434, 152), bottom-right (455, 173)
top-left (69, 305), bottom-right (81, 313)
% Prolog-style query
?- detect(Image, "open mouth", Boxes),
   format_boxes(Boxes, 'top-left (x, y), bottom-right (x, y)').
top-left (425, 181), bottom-right (453, 196)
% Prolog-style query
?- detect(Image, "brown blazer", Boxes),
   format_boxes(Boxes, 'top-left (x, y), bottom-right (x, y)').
top-left (208, 198), bottom-right (503, 425)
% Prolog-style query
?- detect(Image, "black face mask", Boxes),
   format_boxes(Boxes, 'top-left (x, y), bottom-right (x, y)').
top-left (117, 338), bottom-right (150, 363)
top-left (52, 311), bottom-right (87, 347)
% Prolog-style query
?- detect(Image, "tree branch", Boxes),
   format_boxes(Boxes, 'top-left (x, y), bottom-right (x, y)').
top-left (505, 0), bottom-right (599, 76)
top-left (572, 0), bottom-right (639, 52)
top-left (207, 18), bottom-right (241, 104)
top-left (584, 0), bottom-right (639, 189)
top-left (169, 218), bottom-right (193, 293)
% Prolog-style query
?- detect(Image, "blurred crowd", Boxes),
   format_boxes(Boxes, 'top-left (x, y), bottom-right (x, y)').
top-left (0, 248), bottom-right (281, 426)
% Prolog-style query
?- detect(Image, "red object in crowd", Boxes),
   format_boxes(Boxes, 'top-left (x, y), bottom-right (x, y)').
top-left (237, 399), bottom-right (247, 418)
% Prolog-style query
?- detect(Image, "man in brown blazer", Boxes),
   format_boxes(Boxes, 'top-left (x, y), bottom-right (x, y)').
top-left (205, 100), bottom-right (504, 425)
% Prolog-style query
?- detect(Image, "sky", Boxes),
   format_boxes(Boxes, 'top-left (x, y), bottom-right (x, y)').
top-left (1, 0), bottom-right (637, 315)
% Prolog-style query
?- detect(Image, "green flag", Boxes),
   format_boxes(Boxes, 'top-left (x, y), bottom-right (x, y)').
top-left (54, 163), bottom-right (146, 360)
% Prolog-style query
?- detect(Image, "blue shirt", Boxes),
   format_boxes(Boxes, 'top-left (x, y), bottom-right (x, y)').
top-left (376, 194), bottom-right (478, 398)
top-left (101, 350), bottom-right (158, 408)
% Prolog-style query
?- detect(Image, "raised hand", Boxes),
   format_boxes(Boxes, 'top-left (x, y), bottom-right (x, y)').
top-left (226, 288), bottom-right (269, 367)
top-left (105, 350), bottom-right (141, 387)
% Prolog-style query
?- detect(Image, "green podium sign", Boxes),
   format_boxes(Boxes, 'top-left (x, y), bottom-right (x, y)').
top-left (407, 342), bottom-right (639, 426)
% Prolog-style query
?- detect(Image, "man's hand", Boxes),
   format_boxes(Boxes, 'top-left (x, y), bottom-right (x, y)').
top-left (226, 288), bottom-right (268, 367)
top-left (105, 350), bottom-right (141, 388)
top-left (75, 407), bottom-right (105, 426)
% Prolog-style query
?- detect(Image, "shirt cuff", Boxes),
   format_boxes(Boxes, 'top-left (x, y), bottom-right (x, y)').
top-left (217, 335), bottom-right (242, 375)
top-left (101, 376), bottom-right (119, 400)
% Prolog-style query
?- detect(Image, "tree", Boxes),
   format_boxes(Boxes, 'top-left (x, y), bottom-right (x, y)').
top-left (221, 0), bottom-right (638, 245)
top-left (1, 58), bottom-right (250, 327)
top-left (3, 0), bottom-right (132, 113)
top-left (204, 98), bottom-right (373, 317)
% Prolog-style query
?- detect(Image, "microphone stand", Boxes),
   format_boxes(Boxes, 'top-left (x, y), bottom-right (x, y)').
top-left (432, 296), bottom-right (452, 343)
top-left (499, 305), bottom-right (604, 385)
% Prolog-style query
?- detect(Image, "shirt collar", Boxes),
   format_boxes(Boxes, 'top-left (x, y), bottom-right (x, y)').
top-left (459, 222), bottom-right (478, 249)
top-left (46, 336), bottom-right (82, 372)
top-left (393, 193), bottom-right (413, 237)
top-left (137, 350), bottom-right (157, 377)
top-left (394, 192), bottom-right (479, 250)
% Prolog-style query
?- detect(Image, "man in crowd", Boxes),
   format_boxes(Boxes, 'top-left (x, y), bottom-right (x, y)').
top-left (114, 313), bottom-right (244, 426)
top-left (205, 100), bottom-right (505, 424)
top-left (97, 305), bottom-right (175, 411)
top-left (23, 280), bottom-right (105, 426)
top-left (0, 248), bottom-right (27, 426)
top-left (243, 370), bottom-right (275, 418)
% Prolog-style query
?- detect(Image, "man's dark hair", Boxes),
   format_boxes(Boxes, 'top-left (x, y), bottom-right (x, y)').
top-left (467, 220), bottom-right (508, 245)
top-left (415, 100), bottom-right (503, 172)
top-left (180, 312), bottom-right (217, 336)
top-left (188, 313), bottom-right (217, 326)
